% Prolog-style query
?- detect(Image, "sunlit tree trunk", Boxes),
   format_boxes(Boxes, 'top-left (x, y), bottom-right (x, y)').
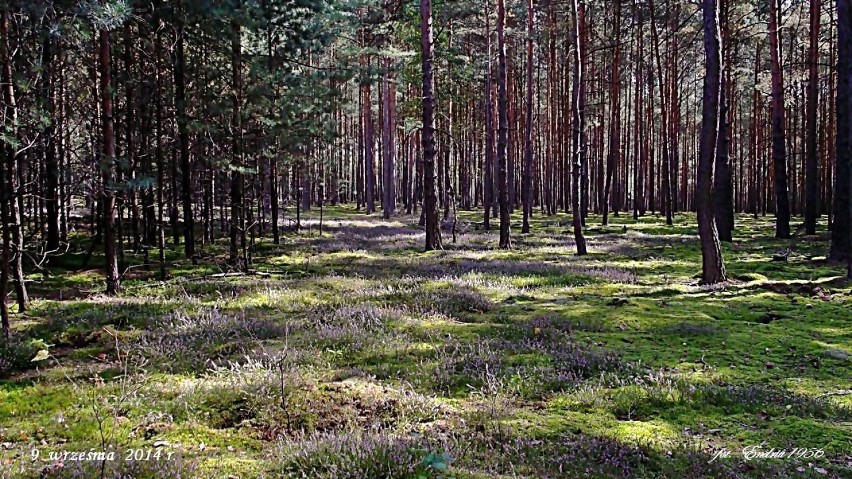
top-left (570, 0), bottom-right (587, 256)
top-left (697, 0), bottom-right (727, 285)
top-left (521, 0), bottom-right (534, 234)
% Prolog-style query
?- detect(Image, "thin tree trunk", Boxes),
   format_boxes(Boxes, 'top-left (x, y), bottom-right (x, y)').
top-left (768, 0), bottom-right (791, 238)
top-left (0, 7), bottom-right (10, 335)
top-left (43, 34), bottom-right (60, 253)
top-left (154, 6), bottom-right (167, 280)
top-left (521, 0), bottom-right (534, 233)
top-left (648, 0), bottom-right (673, 226)
top-left (0, 150), bottom-right (9, 337)
top-left (124, 23), bottom-right (141, 253)
top-left (382, 55), bottom-right (396, 219)
top-left (229, 15), bottom-right (246, 270)
top-left (602, 0), bottom-right (622, 226)
top-left (484, 4), bottom-right (495, 230)
top-left (363, 35), bottom-right (376, 215)
top-left (805, 0), bottom-right (822, 235)
top-left (174, 7), bottom-right (195, 260)
top-left (497, 0), bottom-right (511, 249)
top-left (570, 0), bottom-right (588, 256)
top-left (1, 9), bottom-right (27, 310)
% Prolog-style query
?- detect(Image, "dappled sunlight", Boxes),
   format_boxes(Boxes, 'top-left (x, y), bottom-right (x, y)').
top-left (2, 207), bottom-right (850, 478)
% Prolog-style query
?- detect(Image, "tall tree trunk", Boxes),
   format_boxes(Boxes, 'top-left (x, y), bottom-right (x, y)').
top-left (1, 148), bottom-right (9, 337)
top-left (43, 34), bottom-right (60, 253)
top-left (633, 4), bottom-right (644, 219)
top-left (363, 34), bottom-right (376, 215)
top-left (0, 7), bottom-right (10, 335)
top-left (1, 8), bottom-right (27, 310)
top-left (229, 15), bottom-right (246, 270)
top-left (697, 0), bottom-right (727, 285)
top-left (484, 3), bottom-right (495, 230)
top-left (750, 44), bottom-right (762, 216)
top-left (269, 15), bottom-right (280, 244)
top-left (602, 0), bottom-right (622, 226)
top-left (768, 0), bottom-right (791, 238)
top-left (124, 23), bottom-right (140, 252)
top-left (648, 0), bottom-right (673, 226)
top-left (832, 0), bottom-right (852, 262)
top-left (174, 7), bottom-right (195, 260)
top-left (154, 6), bottom-right (167, 280)
top-left (570, 0), bottom-right (588, 256)
top-left (271, 158), bottom-right (280, 243)
top-left (420, 0), bottom-right (441, 250)
top-left (99, 29), bottom-right (120, 295)
top-left (521, 0), bottom-right (534, 233)
top-left (382, 55), bottom-right (396, 219)
top-left (497, 0), bottom-right (511, 249)
top-left (714, 0), bottom-right (734, 242)
top-left (805, 0), bottom-right (822, 235)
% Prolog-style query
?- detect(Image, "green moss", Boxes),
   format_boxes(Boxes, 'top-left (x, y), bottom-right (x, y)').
top-left (2, 208), bottom-right (850, 477)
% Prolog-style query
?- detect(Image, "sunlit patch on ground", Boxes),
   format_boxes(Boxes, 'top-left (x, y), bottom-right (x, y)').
top-left (0, 208), bottom-right (849, 478)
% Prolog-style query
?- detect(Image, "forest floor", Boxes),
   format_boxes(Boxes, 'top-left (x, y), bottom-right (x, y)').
top-left (0, 207), bottom-right (851, 478)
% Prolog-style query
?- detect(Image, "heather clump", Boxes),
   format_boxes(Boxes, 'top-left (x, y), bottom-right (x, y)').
top-left (136, 308), bottom-right (288, 372)
top-left (274, 429), bottom-right (454, 479)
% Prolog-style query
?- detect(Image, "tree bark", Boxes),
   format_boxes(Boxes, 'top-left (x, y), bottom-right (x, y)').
top-left (154, 6), bottom-right (167, 280)
top-left (570, 0), bottom-right (588, 256)
top-left (1, 144), bottom-right (9, 336)
top-left (521, 0), bottom-right (534, 233)
top-left (1, 8), bottom-right (27, 310)
top-left (648, 0), bottom-right (674, 226)
top-left (805, 0), bottom-right (822, 235)
top-left (832, 0), bottom-right (852, 261)
top-left (229, 15), bottom-right (247, 270)
top-left (768, 0), bottom-right (791, 238)
top-left (43, 34), bottom-right (60, 253)
top-left (484, 3), bottom-right (495, 230)
top-left (497, 0), bottom-right (512, 249)
top-left (420, 0), bottom-right (442, 251)
top-left (602, 0), bottom-right (622, 226)
top-left (697, 0), bottom-right (728, 285)
top-left (382, 55), bottom-right (396, 219)
top-left (99, 29), bottom-right (120, 295)
top-left (0, 8), bottom-right (10, 336)
top-left (174, 7), bottom-right (195, 260)
top-left (714, 0), bottom-right (734, 242)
